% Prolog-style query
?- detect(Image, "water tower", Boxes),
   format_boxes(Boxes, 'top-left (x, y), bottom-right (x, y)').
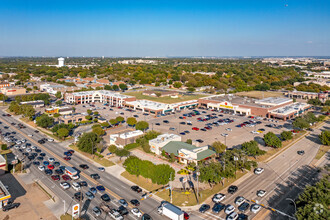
top-left (58, 57), bottom-right (65, 67)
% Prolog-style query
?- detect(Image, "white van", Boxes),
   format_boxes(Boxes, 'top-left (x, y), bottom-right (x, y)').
top-left (72, 182), bottom-right (81, 191)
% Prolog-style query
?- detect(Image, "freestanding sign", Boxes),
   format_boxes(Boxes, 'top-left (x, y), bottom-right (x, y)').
top-left (72, 204), bottom-right (80, 217)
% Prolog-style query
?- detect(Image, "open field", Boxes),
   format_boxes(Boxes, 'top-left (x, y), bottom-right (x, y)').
top-left (236, 90), bottom-right (284, 99)
top-left (70, 145), bottom-right (115, 167)
top-left (124, 91), bottom-right (208, 103)
top-left (315, 145), bottom-right (330, 160)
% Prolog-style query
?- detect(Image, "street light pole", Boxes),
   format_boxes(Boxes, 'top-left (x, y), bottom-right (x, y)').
top-left (196, 165), bottom-right (200, 205)
top-left (286, 198), bottom-right (297, 214)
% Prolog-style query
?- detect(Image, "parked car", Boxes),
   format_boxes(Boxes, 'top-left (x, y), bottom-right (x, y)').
top-left (251, 204), bottom-right (261, 213)
top-left (199, 204), bottom-right (210, 213)
top-left (238, 202), bottom-right (250, 213)
top-left (225, 204), bottom-right (235, 215)
top-left (2, 202), bottom-right (20, 212)
top-left (212, 203), bottom-right (225, 213)
top-left (212, 193), bottom-right (226, 203)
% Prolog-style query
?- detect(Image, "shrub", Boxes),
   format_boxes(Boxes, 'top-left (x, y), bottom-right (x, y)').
top-left (124, 143), bottom-right (139, 151)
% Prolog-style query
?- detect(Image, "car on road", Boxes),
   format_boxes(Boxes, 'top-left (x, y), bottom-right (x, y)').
top-left (74, 192), bottom-right (84, 201)
top-left (64, 151), bottom-right (72, 156)
top-left (227, 211), bottom-right (238, 220)
top-left (45, 169), bottom-right (52, 175)
top-left (98, 167), bottom-right (105, 172)
top-left (63, 156), bottom-right (71, 161)
top-left (221, 133), bottom-right (228, 137)
top-left (131, 208), bottom-right (142, 217)
top-left (85, 191), bottom-right (95, 200)
top-left (237, 213), bottom-right (248, 220)
top-left (155, 123), bottom-right (160, 126)
top-left (228, 185), bottom-right (238, 194)
top-left (72, 175), bottom-right (80, 180)
top-left (54, 162), bottom-right (60, 167)
top-left (79, 181), bottom-right (88, 187)
top-left (79, 164), bottom-right (89, 169)
top-left (118, 205), bottom-right (129, 216)
top-left (212, 203), bottom-right (225, 213)
top-left (130, 199), bottom-right (140, 206)
top-left (72, 182), bottom-right (81, 191)
top-left (92, 206), bottom-right (101, 217)
top-left (51, 175), bottom-right (60, 181)
top-left (47, 165), bottom-right (55, 170)
top-left (2, 202), bottom-right (20, 212)
top-left (225, 204), bottom-right (235, 214)
top-left (55, 169), bottom-right (64, 175)
top-left (192, 127), bottom-right (199, 131)
top-left (28, 134), bottom-right (33, 137)
top-left (199, 204), bottom-right (210, 213)
top-left (62, 175), bottom-right (71, 181)
top-left (238, 202), bottom-right (250, 213)
top-left (297, 150), bottom-right (305, 155)
top-left (89, 187), bottom-right (97, 194)
top-left (96, 185), bottom-right (105, 192)
top-left (91, 173), bottom-right (100, 179)
top-left (251, 204), bottom-right (261, 213)
top-left (257, 190), bottom-right (266, 197)
top-left (131, 185), bottom-right (142, 193)
top-left (195, 139), bottom-right (204, 143)
top-left (48, 158), bottom-right (55, 162)
top-left (235, 196), bottom-right (245, 206)
top-left (38, 166), bottom-right (45, 171)
top-left (141, 213), bottom-right (152, 220)
top-left (212, 193), bottom-right (226, 203)
top-left (254, 167), bottom-right (264, 175)
top-left (60, 182), bottom-right (70, 190)
top-left (119, 199), bottom-right (128, 207)
top-left (101, 193), bottom-right (111, 202)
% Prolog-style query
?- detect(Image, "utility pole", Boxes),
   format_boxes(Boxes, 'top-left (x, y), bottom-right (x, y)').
top-left (196, 165), bottom-right (200, 205)
top-left (170, 172), bottom-right (173, 203)
top-left (78, 186), bottom-right (82, 218)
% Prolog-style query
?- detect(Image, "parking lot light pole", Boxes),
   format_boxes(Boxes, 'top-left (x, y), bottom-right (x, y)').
top-left (196, 166), bottom-right (200, 205)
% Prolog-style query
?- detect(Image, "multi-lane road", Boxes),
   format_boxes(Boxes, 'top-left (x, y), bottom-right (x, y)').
top-left (0, 109), bottom-right (168, 220)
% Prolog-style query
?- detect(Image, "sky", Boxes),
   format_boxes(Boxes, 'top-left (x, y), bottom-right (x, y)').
top-left (0, 0), bottom-right (329, 57)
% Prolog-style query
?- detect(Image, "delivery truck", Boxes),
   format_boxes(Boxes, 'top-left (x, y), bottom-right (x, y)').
top-left (65, 167), bottom-right (78, 177)
top-left (158, 202), bottom-right (184, 220)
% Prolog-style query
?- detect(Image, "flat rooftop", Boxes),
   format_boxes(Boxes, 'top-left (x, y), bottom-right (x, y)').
top-left (149, 133), bottom-right (181, 144)
top-left (270, 102), bottom-right (310, 115)
top-left (71, 90), bottom-right (133, 99)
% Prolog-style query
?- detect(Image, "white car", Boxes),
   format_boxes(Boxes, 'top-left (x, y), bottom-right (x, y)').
top-left (131, 208), bottom-right (142, 217)
top-left (72, 182), bottom-right (81, 191)
top-left (21, 139), bottom-right (26, 143)
top-left (21, 145), bottom-right (26, 149)
top-left (38, 166), bottom-right (45, 171)
top-left (257, 190), bottom-right (266, 197)
top-left (98, 167), bottom-right (105, 172)
top-left (31, 146), bottom-right (37, 150)
top-left (226, 211), bottom-right (238, 220)
top-left (60, 182), bottom-right (70, 190)
top-left (48, 139), bottom-right (54, 142)
top-left (72, 175), bottom-right (80, 180)
top-left (26, 148), bottom-right (32, 152)
top-left (251, 204), bottom-right (261, 213)
top-left (28, 134), bottom-right (33, 137)
top-left (14, 145), bottom-right (20, 149)
top-left (221, 133), bottom-right (229, 137)
top-left (251, 131), bottom-right (259, 134)
top-left (16, 141), bottom-right (22, 145)
top-left (225, 128), bottom-right (232, 131)
top-left (235, 196), bottom-right (245, 206)
top-left (254, 168), bottom-right (264, 175)
top-left (48, 158), bottom-right (55, 162)
top-left (225, 205), bottom-right (235, 215)
top-left (212, 193), bottom-right (226, 203)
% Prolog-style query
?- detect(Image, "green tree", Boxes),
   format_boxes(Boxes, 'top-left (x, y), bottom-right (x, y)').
top-left (325, 100), bottom-right (330, 106)
top-left (20, 104), bottom-right (36, 120)
top-left (155, 92), bottom-right (162, 97)
top-left (57, 128), bottom-right (69, 140)
top-left (94, 111), bottom-right (99, 115)
top-left (55, 100), bottom-right (62, 106)
top-left (173, 81), bottom-right (182, 88)
top-left (9, 101), bottom-right (21, 115)
top-left (53, 113), bottom-right (61, 118)
top-left (36, 114), bottom-right (54, 128)
top-left (307, 98), bottom-right (322, 106)
top-left (136, 121), bottom-right (149, 131)
top-left (93, 118), bottom-right (98, 123)
top-left (108, 145), bottom-right (117, 153)
top-left (119, 83), bottom-right (127, 90)
top-left (92, 126), bottom-right (105, 136)
top-left (115, 148), bottom-right (130, 160)
top-left (211, 141), bottom-right (227, 155)
top-left (1, 144), bottom-right (8, 150)
top-left (101, 122), bottom-right (110, 127)
top-left (109, 119), bottom-right (117, 125)
top-left (187, 87), bottom-right (195, 92)
top-left (169, 153), bottom-right (176, 162)
top-left (280, 131), bottom-right (293, 141)
top-left (264, 132), bottom-right (282, 148)
top-left (186, 139), bottom-right (192, 144)
top-left (241, 140), bottom-right (266, 157)
top-left (87, 109), bottom-right (92, 115)
top-left (55, 91), bottom-right (62, 99)
top-left (85, 115), bottom-right (92, 120)
top-left (319, 130), bottom-right (330, 146)
top-left (116, 116), bottom-right (124, 123)
top-left (112, 84), bottom-right (119, 91)
top-left (293, 117), bottom-right (310, 130)
top-left (127, 117), bottom-right (137, 126)
top-left (77, 132), bottom-right (101, 154)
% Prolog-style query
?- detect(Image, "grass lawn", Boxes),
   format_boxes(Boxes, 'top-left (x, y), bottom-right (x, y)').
top-left (315, 145), bottom-right (330, 160)
top-left (60, 214), bottom-right (72, 220)
top-left (124, 91), bottom-right (208, 104)
top-left (121, 170), bottom-right (247, 207)
top-left (236, 91), bottom-right (283, 99)
top-left (70, 145), bottom-right (115, 167)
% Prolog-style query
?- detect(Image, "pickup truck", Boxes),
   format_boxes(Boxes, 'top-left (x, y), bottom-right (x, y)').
top-left (109, 209), bottom-right (124, 220)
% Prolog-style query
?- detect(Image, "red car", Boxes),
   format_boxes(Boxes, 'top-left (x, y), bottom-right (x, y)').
top-left (62, 175), bottom-right (71, 181)
top-left (63, 157), bottom-right (71, 161)
top-left (47, 165), bottom-right (55, 170)
top-left (51, 175), bottom-right (60, 181)
top-left (184, 212), bottom-right (190, 219)
top-left (291, 130), bottom-right (300, 133)
top-left (192, 127), bottom-right (199, 131)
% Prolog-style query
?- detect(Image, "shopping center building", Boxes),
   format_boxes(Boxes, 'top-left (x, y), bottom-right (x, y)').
top-left (198, 94), bottom-right (311, 120)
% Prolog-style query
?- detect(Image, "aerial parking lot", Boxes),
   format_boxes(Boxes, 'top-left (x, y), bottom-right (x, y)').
top-left (74, 102), bottom-right (294, 149)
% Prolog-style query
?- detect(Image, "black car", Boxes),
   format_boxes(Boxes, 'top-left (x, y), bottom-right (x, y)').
top-left (37, 156), bottom-right (43, 161)
top-left (54, 162), bottom-right (60, 167)
top-left (131, 185), bottom-right (142, 193)
top-left (79, 164), bottom-right (89, 169)
top-left (228, 185), bottom-right (238, 194)
top-left (118, 205), bottom-right (129, 215)
top-left (212, 203), bottom-right (225, 213)
top-left (142, 214), bottom-right (153, 220)
top-left (238, 202), bottom-right (250, 213)
top-left (297, 150), bottom-right (305, 155)
top-left (34, 130), bottom-right (39, 133)
top-left (2, 202), bottom-right (20, 212)
top-left (101, 193), bottom-right (111, 202)
top-left (55, 169), bottom-right (64, 175)
top-left (238, 213), bottom-right (249, 220)
top-left (45, 169), bottom-right (53, 175)
top-left (40, 153), bottom-right (46, 157)
top-left (199, 204), bottom-right (210, 213)
top-left (74, 192), bottom-right (84, 200)
top-left (196, 139), bottom-right (204, 143)
top-left (28, 156), bottom-right (35, 160)
top-left (180, 122), bottom-right (186, 125)
top-left (38, 140), bottom-right (45, 144)
top-left (90, 174), bottom-right (100, 180)
top-left (163, 120), bottom-right (169, 124)
top-left (33, 161), bottom-right (40, 166)
top-left (130, 199), bottom-right (140, 206)
top-left (155, 123), bottom-right (160, 126)
top-left (79, 181), bottom-right (88, 187)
